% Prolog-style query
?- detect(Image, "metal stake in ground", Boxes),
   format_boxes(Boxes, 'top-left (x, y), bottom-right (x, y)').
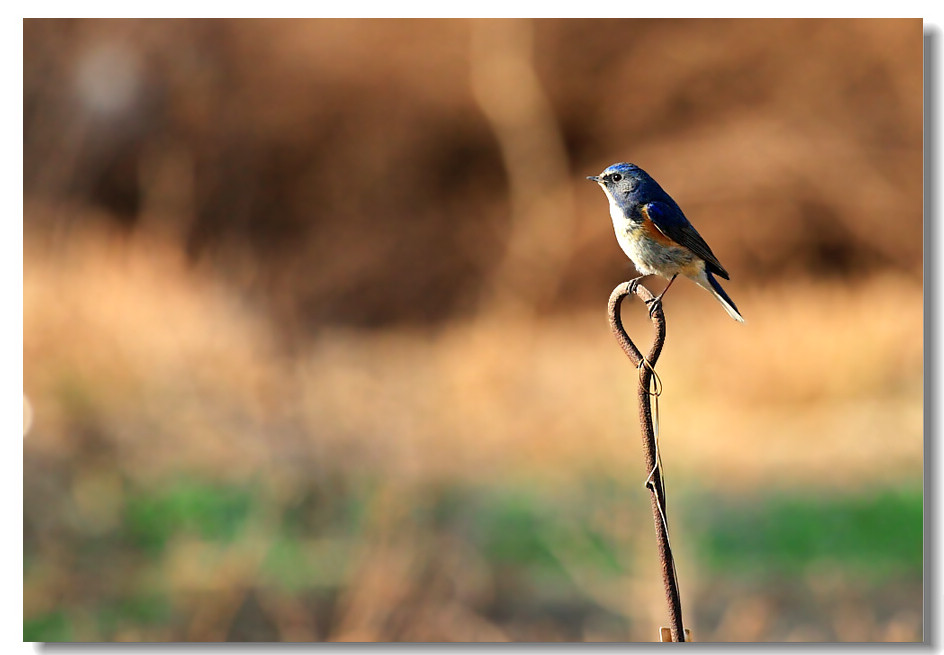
top-left (607, 279), bottom-right (686, 642)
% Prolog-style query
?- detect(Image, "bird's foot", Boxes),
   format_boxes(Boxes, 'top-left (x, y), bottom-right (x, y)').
top-left (644, 296), bottom-right (664, 319)
top-left (626, 276), bottom-right (645, 295)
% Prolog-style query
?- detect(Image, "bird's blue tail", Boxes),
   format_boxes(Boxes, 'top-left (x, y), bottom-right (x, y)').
top-left (703, 271), bottom-right (745, 323)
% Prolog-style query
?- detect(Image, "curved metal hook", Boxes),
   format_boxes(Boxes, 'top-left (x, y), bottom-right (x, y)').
top-left (607, 279), bottom-right (667, 369)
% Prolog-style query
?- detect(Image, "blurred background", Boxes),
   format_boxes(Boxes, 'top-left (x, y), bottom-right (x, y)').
top-left (23, 18), bottom-right (923, 642)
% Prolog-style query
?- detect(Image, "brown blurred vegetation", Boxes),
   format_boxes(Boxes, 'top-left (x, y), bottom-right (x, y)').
top-left (24, 18), bottom-right (923, 642)
top-left (24, 18), bottom-right (922, 331)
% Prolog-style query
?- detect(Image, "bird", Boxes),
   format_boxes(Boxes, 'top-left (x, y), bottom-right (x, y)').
top-left (587, 162), bottom-right (744, 322)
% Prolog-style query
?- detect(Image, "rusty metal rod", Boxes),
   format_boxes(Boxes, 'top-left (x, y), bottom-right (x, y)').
top-left (607, 279), bottom-right (685, 642)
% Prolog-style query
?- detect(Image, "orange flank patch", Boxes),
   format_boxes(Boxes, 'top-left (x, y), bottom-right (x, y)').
top-left (639, 206), bottom-right (679, 247)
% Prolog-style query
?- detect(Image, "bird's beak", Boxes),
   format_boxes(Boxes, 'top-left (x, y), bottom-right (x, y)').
top-left (586, 175), bottom-right (601, 183)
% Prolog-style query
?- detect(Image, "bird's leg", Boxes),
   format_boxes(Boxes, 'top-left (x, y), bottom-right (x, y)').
top-left (645, 274), bottom-right (678, 318)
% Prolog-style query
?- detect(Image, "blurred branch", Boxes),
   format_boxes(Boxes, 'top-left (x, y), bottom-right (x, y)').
top-left (469, 19), bottom-right (575, 317)
top-left (607, 280), bottom-right (686, 642)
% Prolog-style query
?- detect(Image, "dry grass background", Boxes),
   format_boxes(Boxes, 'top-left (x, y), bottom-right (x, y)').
top-left (24, 18), bottom-right (923, 642)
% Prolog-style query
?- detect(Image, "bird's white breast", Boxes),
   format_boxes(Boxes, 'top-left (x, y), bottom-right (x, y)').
top-left (608, 198), bottom-right (625, 227)
top-left (607, 199), bottom-right (643, 268)
top-left (605, 195), bottom-right (694, 278)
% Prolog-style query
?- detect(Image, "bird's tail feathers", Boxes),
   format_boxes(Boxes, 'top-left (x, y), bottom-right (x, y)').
top-left (700, 271), bottom-right (745, 323)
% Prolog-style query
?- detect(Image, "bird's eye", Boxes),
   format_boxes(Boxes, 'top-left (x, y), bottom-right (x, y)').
top-left (610, 173), bottom-right (622, 182)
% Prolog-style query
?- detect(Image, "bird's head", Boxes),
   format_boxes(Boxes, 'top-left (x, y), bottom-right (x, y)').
top-left (586, 162), bottom-right (652, 205)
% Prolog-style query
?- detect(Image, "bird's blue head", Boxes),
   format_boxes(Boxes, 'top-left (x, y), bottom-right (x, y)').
top-left (586, 162), bottom-right (665, 208)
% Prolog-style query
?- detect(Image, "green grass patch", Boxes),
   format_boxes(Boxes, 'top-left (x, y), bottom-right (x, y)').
top-left (685, 485), bottom-right (922, 581)
top-left (123, 478), bottom-right (256, 554)
top-left (24, 610), bottom-right (70, 642)
top-left (445, 484), bottom-right (633, 586)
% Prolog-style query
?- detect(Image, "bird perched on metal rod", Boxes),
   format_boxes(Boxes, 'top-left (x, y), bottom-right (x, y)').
top-left (588, 162), bottom-right (744, 322)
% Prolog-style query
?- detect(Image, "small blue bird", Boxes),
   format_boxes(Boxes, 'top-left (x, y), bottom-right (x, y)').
top-left (588, 162), bottom-right (744, 322)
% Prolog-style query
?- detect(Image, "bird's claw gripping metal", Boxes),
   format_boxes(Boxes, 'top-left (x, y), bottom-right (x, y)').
top-left (645, 296), bottom-right (663, 319)
top-left (626, 276), bottom-right (645, 296)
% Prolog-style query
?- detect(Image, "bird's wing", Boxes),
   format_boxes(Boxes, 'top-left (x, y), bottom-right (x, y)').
top-left (642, 201), bottom-right (729, 279)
